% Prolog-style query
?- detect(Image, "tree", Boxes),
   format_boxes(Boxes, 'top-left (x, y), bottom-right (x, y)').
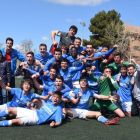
top-left (85, 9), bottom-right (123, 47)
top-left (106, 21), bottom-right (131, 60)
top-left (20, 39), bottom-right (33, 56)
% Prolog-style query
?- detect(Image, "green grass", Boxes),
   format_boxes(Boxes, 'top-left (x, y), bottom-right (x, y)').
top-left (0, 78), bottom-right (139, 140)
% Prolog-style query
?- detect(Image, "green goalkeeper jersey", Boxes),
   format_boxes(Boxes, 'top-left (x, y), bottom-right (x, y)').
top-left (99, 61), bottom-right (129, 75)
top-left (89, 73), bottom-right (119, 98)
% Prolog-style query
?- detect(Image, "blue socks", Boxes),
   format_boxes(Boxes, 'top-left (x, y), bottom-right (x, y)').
top-left (0, 120), bottom-right (11, 127)
top-left (97, 116), bottom-right (108, 123)
top-left (0, 110), bottom-right (9, 118)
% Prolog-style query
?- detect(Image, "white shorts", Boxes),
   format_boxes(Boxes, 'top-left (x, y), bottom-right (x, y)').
top-left (124, 102), bottom-right (132, 112)
top-left (116, 101), bottom-right (132, 112)
top-left (72, 80), bottom-right (80, 90)
top-left (0, 104), bottom-right (7, 113)
top-left (69, 108), bottom-right (88, 119)
top-left (17, 107), bottom-right (38, 125)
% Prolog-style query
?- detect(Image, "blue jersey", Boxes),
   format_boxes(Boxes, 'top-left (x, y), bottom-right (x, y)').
top-left (85, 72), bottom-right (103, 94)
top-left (67, 56), bottom-right (83, 80)
top-left (36, 101), bottom-right (62, 125)
top-left (72, 88), bottom-right (94, 110)
top-left (114, 74), bottom-right (133, 102)
top-left (42, 84), bottom-right (70, 102)
top-left (44, 57), bottom-right (62, 71)
top-left (34, 52), bottom-right (53, 65)
top-left (84, 48), bottom-right (115, 72)
top-left (40, 74), bottom-right (55, 87)
top-left (58, 65), bottom-right (84, 89)
top-left (69, 46), bottom-right (86, 56)
top-left (6, 88), bottom-right (40, 108)
top-left (62, 54), bottom-right (68, 59)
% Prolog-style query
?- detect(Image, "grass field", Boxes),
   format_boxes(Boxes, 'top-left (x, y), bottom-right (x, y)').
top-left (0, 78), bottom-right (140, 140)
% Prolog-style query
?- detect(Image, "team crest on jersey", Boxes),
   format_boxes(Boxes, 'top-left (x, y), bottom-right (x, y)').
top-left (68, 73), bottom-right (71, 77)
top-left (53, 108), bottom-right (56, 110)
top-left (85, 96), bottom-right (88, 99)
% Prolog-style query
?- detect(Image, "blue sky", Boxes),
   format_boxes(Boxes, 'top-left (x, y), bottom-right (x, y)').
top-left (0, 0), bottom-right (140, 52)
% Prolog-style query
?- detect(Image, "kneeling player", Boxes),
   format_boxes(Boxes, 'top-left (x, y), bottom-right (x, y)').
top-left (0, 91), bottom-right (63, 127)
top-left (63, 76), bottom-right (120, 125)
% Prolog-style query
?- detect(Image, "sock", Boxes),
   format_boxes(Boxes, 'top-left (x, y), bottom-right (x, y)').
top-left (118, 98), bottom-right (126, 112)
top-left (0, 110), bottom-right (9, 118)
top-left (97, 116), bottom-right (108, 123)
top-left (0, 120), bottom-right (12, 127)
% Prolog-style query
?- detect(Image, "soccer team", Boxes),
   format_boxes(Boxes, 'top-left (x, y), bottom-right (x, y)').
top-left (0, 25), bottom-right (139, 127)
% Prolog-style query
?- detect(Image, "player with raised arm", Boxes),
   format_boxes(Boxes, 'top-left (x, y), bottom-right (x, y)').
top-left (63, 76), bottom-right (120, 125)
top-left (89, 67), bottom-right (125, 117)
top-left (114, 65), bottom-right (133, 117)
top-left (82, 43), bottom-right (118, 72)
top-left (0, 77), bottom-right (51, 116)
top-left (0, 91), bottom-right (63, 127)
top-left (58, 58), bottom-right (86, 89)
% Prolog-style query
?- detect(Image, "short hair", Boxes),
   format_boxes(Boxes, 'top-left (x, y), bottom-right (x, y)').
top-left (127, 64), bottom-right (135, 69)
top-left (75, 37), bottom-right (81, 41)
top-left (103, 67), bottom-right (112, 72)
top-left (39, 43), bottom-right (47, 49)
top-left (79, 76), bottom-right (87, 83)
top-left (20, 79), bottom-right (33, 91)
top-left (54, 48), bottom-right (62, 54)
top-left (86, 43), bottom-right (94, 48)
top-left (85, 65), bottom-right (92, 72)
top-left (26, 51), bottom-right (34, 57)
top-left (61, 58), bottom-right (69, 65)
top-left (50, 65), bottom-right (59, 74)
top-left (71, 46), bottom-right (77, 51)
top-left (121, 64), bottom-right (127, 69)
top-left (6, 37), bottom-right (13, 44)
top-left (53, 91), bottom-right (63, 98)
top-left (102, 44), bottom-right (110, 50)
top-left (55, 75), bottom-right (64, 82)
top-left (114, 52), bottom-right (121, 58)
top-left (61, 45), bottom-right (69, 54)
top-left (69, 25), bottom-right (78, 33)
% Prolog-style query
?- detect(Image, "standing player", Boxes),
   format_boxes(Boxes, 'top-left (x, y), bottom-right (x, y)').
top-left (63, 76), bottom-right (120, 125)
top-left (58, 58), bottom-right (85, 89)
top-left (83, 43), bottom-right (117, 72)
top-left (51, 25), bottom-right (78, 48)
top-left (0, 37), bottom-right (26, 101)
top-left (100, 52), bottom-right (129, 75)
top-left (44, 48), bottom-right (62, 72)
top-left (34, 43), bottom-right (53, 65)
top-left (114, 65), bottom-right (133, 117)
top-left (67, 47), bottom-right (86, 89)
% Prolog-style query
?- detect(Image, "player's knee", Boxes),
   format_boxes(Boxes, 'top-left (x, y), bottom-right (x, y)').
top-left (119, 113), bottom-right (125, 118)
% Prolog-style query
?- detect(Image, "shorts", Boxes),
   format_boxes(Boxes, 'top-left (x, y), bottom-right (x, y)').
top-left (0, 104), bottom-right (7, 113)
top-left (124, 102), bottom-right (132, 112)
top-left (69, 108), bottom-right (88, 119)
top-left (116, 101), bottom-right (132, 112)
top-left (90, 100), bottom-right (118, 112)
top-left (17, 107), bottom-right (38, 125)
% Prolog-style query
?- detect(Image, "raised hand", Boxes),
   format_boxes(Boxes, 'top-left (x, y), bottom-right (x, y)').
top-left (78, 92), bottom-right (82, 98)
